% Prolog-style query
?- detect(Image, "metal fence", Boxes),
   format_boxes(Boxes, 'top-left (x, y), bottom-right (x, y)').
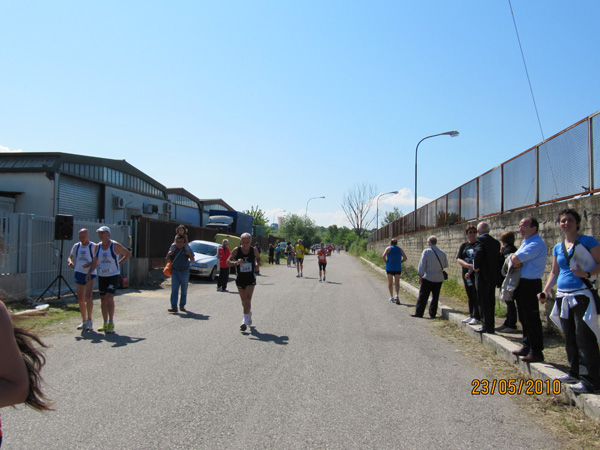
top-left (371, 111), bottom-right (599, 242)
top-left (0, 214), bottom-right (130, 298)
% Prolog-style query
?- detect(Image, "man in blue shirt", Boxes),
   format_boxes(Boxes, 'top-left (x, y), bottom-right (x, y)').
top-left (510, 217), bottom-right (548, 363)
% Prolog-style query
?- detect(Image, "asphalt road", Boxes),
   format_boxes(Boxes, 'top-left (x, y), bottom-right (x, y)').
top-left (2, 252), bottom-right (560, 449)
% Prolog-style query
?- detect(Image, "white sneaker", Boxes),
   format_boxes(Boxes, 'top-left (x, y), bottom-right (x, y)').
top-left (462, 317), bottom-right (473, 323)
top-left (389, 297), bottom-right (395, 302)
top-left (77, 321), bottom-right (86, 330)
top-left (319, 278), bottom-right (322, 282)
top-left (296, 274), bottom-right (300, 278)
top-left (240, 317), bottom-right (247, 332)
top-left (85, 319), bottom-right (93, 331)
top-left (468, 318), bottom-right (480, 325)
top-left (247, 312), bottom-right (252, 326)
top-left (556, 374), bottom-right (579, 384)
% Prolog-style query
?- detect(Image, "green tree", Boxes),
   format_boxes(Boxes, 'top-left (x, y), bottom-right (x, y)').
top-left (244, 205), bottom-right (268, 226)
top-left (280, 214), bottom-right (319, 246)
top-left (381, 207), bottom-right (403, 226)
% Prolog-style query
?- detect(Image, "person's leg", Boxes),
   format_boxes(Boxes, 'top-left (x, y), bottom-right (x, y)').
top-left (106, 293), bottom-right (115, 321)
top-left (76, 283), bottom-right (88, 323)
top-left (387, 274), bottom-right (394, 297)
top-left (572, 296), bottom-right (600, 390)
top-left (558, 297), bottom-right (579, 378)
top-left (222, 267), bottom-right (230, 291)
top-left (414, 280), bottom-right (433, 317)
top-left (394, 274), bottom-right (400, 297)
top-left (429, 281), bottom-right (442, 317)
top-left (100, 295), bottom-right (109, 323)
top-left (504, 300), bottom-right (518, 328)
top-left (85, 279), bottom-right (94, 322)
top-left (179, 270), bottom-right (190, 309)
top-left (300, 259), bottom-right (303, 276)
top-left (516, 280), bottom-right (543, 355)
top-left (171, 272), bottom-right (180, 310)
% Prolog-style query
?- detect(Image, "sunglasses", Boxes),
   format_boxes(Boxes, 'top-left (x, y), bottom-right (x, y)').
top-left (467, 230), bottom-right (477, 234)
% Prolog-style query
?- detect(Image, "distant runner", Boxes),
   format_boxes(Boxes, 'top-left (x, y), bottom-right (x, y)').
top-left (382, 238), bottom-right (407, 304)
top-left (227, 233), bottom-right (260, 332)
top-left (295, 239), bottom-right (305, 277)
top-left (317, 242), bottom-right (331, 282)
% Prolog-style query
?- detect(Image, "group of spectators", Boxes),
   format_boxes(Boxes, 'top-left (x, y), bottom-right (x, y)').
top-left (384, 209), bottom-right (600, 395)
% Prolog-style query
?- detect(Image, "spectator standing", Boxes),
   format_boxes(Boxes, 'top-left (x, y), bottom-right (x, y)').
top-left (286, 242), bottom-right (294, 267)
top-left (275, 243), bottom-right (282, 265)
top-left (268, 244), bottom-right (275, 265)
top-left (217, 239), bottom-right (231, 292)
top-left (497, 231), bottom-right (518, 332)
top-left (382, 239), bottom-right (407, 304)
top-left (87, 226), bottom-right (131, 334)
top-left (542, 209), bottom-right (600, 394)
top-left (67, 228), bottom-right (97, 331)
top-left (457, 225), bottom-right (480, 325)
top-left (473, 222), bottom-right (501, 334)
top-left (412, 236), bottom-right (448, 319)
top-left (166, 235), bottom-right (195, 313)
top-left (510, 217), bottom-right (547, 363)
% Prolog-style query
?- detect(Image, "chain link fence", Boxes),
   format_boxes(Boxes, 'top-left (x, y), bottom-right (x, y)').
top-left (371, 111), bottom-right (599, 242)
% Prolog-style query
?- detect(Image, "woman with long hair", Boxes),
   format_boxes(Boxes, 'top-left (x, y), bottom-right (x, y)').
top-left (0, 301), bottom-right (53, 446)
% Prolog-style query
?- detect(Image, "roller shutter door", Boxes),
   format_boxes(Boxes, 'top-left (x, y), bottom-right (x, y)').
top-left (58, 176), bottom-right (102, 220)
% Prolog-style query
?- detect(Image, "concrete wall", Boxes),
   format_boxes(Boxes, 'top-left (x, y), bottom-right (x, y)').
top-left (2, 173), bottom-right (55, 217)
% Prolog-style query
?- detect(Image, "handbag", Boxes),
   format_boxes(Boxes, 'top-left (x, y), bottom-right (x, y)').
top-left (163, 247), bottom-right (184, 278)
top-left (432, 248), bottom-right (448, 280)
top-left (163, 261), bottom-right (173, 278)
top-left (561, 240), bottom-right (600, 312)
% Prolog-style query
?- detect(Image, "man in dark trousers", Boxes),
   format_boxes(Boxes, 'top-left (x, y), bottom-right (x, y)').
top-left (473, 222), bottom-right (501, 334)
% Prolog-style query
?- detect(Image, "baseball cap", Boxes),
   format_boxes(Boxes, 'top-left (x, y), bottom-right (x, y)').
top-left (96, 226), bottom-right (111, 234)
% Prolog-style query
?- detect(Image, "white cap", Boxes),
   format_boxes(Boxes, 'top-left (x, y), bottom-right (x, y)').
top-left (96, 226), bottom-right (111, 234)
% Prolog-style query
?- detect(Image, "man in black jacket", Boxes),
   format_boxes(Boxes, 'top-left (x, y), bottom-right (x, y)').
top-left (473, 222), bottom-right (501, 334)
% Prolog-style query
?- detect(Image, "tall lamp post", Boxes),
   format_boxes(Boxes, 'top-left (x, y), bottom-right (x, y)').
top-left (305, 196), bottom-right (325, 218)
top-left (376, 190), bottom-right (399, 230)
top-left (414, 131), bottom-right (459, 213)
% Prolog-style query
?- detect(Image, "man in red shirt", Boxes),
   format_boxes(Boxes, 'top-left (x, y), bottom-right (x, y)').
top-left (217, 239), bottom-right (231, 292)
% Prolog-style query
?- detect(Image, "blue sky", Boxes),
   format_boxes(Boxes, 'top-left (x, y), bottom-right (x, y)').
top-left (1, 1), bottom-right (598, 227)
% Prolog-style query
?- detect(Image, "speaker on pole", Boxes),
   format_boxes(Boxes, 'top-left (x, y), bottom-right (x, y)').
top-left (54, 214), bottom-right (74, 240)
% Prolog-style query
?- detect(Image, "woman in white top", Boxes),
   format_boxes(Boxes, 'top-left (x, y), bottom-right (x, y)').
top-left (68, 229), bottom-right (97, 332)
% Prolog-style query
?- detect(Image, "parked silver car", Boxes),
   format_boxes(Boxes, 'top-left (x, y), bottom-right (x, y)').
top-left (189, 240), bottom-right (221, 281)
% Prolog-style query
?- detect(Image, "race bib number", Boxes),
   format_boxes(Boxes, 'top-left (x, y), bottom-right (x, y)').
top-left (240, 262), bottom-right (253, 273)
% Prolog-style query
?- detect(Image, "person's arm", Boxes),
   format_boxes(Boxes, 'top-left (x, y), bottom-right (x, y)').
top-left (401, 248), bottom-right (408, 263)
top-left (382, 247), bottom-right (390, 262)
top-left (86, 254), bottom-right (99, 282)
top-left (254, 248), bottom-right (260, 269)
top-left (0, 302), bottom-right (29, 408)
top-left (540, 256), bottom-right (560, 302)
top-left (67, 252), bottom-right (76, 269)
top-left (114, 242), bottom-right (132, 265)
top-left (226, 248), bottom-right (239, 267)
top-left (571, 244), bottom-right (600, 279)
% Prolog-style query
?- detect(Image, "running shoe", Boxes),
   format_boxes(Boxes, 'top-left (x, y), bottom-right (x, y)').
top-left (77, 321), bottom-right (86, 330)
top-left (247, 312), bottom-right (253, 326)
top-left (106, 322), bottom-right (115, 334)
top-left (394, 296), bottom-right (400, 305)
top-left (389, 297), bottom-right (395, 302)
top-left (222, 288), bottom-right (228, 292)
top-left (462, 317), bottom-right (473, 323)
top-left (240, 317), bottom-right (247, 332)
top-left (85, 319), bottom-right (93, 331)
top-left (319, 278), bottom-right (322, 282)
top-left (98, 323), bottom-right (107, 332)
top-left (301, 272), bottom-right (303, 277)
top-left (296, 274), bottom-right (300, 278)
top-left (323, 275), bottom-right (325, 281)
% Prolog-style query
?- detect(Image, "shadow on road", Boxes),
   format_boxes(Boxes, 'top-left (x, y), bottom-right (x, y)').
top-left (323, 281), bottom-right (342, 285)
top-left (75, 331), bottom-right (146, 348)
top-left (246, 326), bottom-right (289, 345)
top-left (178, 311), bottom-right (210, 321)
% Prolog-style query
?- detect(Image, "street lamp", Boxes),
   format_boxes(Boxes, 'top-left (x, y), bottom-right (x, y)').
top-left (414, 131), bottom-right (459, 212)
top-left (376, 191), bottom-right (399, 230)
top-left (305, 196), bottom-right (325, 218)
